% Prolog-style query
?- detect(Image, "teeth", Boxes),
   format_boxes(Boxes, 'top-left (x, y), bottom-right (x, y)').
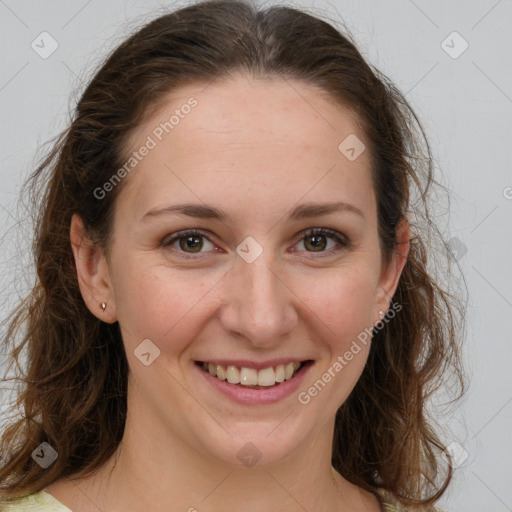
top-left (226, 365), bottom-right (240, 384)
top-left (257, 367), bottom-right (276, 386)
top-left (201, 361), bottom-right (302, 387)
top-left (275, 364), bottom-right (285, 383)
top-left (284, 362), bottom-right (295, 380)
top-left (216, 365), bottom-right (226, 380)
top-left (240, 367), bottom-right (258, 385)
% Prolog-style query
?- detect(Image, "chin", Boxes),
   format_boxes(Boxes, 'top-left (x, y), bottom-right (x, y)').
top-left (194, 417), bottom-right (313, 468)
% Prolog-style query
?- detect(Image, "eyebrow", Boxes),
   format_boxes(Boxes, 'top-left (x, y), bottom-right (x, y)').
top-left (141, 201), bottom-right (365, 222)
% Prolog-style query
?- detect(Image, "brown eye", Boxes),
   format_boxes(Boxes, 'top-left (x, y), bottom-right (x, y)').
top-left (178, 234), bottom-right (203, 252)
top-left (295, 228), bottom-right (349, 255)
top-left (162, 227), bottom-right (350, 260)
top-left (162, 229), bottom-right (215, 258)
top-left (304, 233), bottom-right (328, 252)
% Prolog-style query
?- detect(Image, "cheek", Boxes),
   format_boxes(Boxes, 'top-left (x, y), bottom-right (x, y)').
top-left (112, 259), bottom-right (218, 353)
top-left (294, 269), bottom-right (378, 412)
top-left (298, 266), bottom-right (378, 338)
top-left (112, 249), bottom-right (380, 360)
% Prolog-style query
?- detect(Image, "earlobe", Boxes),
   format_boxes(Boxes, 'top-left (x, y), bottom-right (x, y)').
top-left (376, 217), bottom-right (411, 313)
top-left (70, 213), bottom-right (117, 323)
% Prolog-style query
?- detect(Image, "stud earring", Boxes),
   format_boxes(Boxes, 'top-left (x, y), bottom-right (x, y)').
top-left (379, 310), bottom-right (384, 318)
top-left (100, 302), bottom-right (107, 312)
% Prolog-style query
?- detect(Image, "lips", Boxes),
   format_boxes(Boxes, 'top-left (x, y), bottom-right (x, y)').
top-left (194, 359), bottom-right (314, 405)
top-left (196, 360), bottom-right (308, 388)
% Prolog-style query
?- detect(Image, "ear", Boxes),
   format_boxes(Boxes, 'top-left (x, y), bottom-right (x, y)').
top-left (70, 213), bottom-right (117, 323)
top-left (375, 217), bottom-right (410, 317)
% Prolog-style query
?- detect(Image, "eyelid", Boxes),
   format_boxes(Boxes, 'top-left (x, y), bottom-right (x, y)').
top-left (161, 229), bottom-right (217, 257)
top-left (161, 227), bottom-right (350, 259)
top-left (290, 227), bottom-right (351, 257)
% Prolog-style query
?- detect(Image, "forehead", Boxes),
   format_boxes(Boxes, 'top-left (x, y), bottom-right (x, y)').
top-left (118, 74), bottom-right (375, 224)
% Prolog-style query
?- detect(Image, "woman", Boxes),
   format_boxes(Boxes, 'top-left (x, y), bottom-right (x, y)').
top-left (0, 0), bottom-right (465, 510)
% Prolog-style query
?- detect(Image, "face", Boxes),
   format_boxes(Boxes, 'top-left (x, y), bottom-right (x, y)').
top-left (74, 74), bottom-right (407, 468)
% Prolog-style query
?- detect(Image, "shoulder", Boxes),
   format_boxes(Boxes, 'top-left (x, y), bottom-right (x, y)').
top-left (375, 487), bottom-right (450, 512)
top-left (0, 491), bottom-right (72, 511)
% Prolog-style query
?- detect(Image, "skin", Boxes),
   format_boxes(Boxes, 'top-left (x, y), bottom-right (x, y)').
top-left (47, 74), bottom-right (410, 512)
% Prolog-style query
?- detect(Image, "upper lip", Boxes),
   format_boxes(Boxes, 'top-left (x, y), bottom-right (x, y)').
top-left (195, 358), bottom-right (313, 370)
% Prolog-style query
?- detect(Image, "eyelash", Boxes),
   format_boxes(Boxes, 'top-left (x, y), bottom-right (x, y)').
top-left (161, 227), bottom-right (350, 260)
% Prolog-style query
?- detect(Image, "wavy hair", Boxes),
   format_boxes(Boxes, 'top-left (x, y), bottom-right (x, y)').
top-left (0, 0), bottom-right (466, 507)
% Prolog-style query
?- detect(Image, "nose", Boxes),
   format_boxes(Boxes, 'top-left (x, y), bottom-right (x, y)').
top-left (218, 249), bottom-right (298, 349)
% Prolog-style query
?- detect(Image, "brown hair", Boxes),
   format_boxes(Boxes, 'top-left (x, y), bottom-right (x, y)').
top-left (0, 0), bottom-right (466, 507)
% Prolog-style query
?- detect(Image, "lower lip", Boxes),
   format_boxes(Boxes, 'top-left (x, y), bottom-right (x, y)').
top-left (194, 361), bottom-right (314, 405)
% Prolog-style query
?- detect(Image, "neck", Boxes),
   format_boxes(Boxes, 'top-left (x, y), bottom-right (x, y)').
top-left (53, 382), bottom-right (380, 512)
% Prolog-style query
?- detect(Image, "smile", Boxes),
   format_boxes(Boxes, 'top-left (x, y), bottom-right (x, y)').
top-left (197, 361), bottom-right (307, 388)
top-left (194, 359), bottom-right (314, 405)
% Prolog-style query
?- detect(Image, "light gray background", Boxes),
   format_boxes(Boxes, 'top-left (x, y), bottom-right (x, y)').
top-left (0, 1), bottom-right (511, 511)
